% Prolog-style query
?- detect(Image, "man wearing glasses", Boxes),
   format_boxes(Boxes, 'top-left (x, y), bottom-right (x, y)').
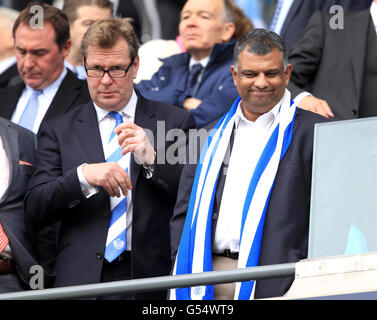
top-left (25, 18), bottom-right (195, 300)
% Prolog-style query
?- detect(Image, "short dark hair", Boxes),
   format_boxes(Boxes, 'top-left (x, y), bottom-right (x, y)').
top-left (62, 0), bottom-right (113, 24)
top-left (13, 2), bottom-right (70, 50)
top-left (233, 28), bottom-right (288, 70)
top-left (81, 17), bottom-right (140, 60)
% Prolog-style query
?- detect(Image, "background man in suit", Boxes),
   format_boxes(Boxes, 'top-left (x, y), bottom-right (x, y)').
top-left (0, 7), bottom-right (21, 89)
top-left (268, 0), bottom-right (372, 115)
top-left (0, 2), bottom-right (90, 134)
top-left (269, 0), bottom-right (372, 51)
top-left (170, 29), bottom-right (327, 300)
top-left (0, 117), bottom-right (55, 292)
top-left (136, 0), bottom-right (252, 129)
top-left (25, 18), bottom-right (195, 299)
top-left (62, 0), bottom-right (113, 80)
top-left (288, 0), bottom-right (377, 120)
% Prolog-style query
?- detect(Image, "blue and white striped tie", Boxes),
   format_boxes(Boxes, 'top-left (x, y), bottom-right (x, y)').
top-left (104, 111), bottom-right (128, 262)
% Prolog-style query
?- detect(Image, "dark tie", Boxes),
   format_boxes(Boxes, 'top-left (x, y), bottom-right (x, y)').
top-left (186, 63), bottom-right (203, 98)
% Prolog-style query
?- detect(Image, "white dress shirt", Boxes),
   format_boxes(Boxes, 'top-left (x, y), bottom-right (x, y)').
top-left (11, 68), bottom-right (67, 134)
top-left (0, 136), bottom-right (9, 200)
top-left (213, 99), bottom-right (281, 254)
top-left (64, 60), bottom-right (87, 80)
top-left (271, 0), bottom-right (294, 34)
top-left (0, 136), bottom-right (12, 258)
top-left (77, 89), bottom-right (138, 250)
top-left (371, 1), bottom-right (377, 34)
top-left (0, 56), bottom-right (17, 75)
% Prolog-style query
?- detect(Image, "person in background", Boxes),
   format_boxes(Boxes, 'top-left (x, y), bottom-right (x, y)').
top-left (0, 7), bottom-right (21, 89)
top-left (136, 0), bottom-right (253, 129)
top-left (0, 117), bottom-right (56, 292)
top-left (287, 0), bottom-right (377, 120)
top-left (25, 18), bottom-right (195, 300)
top-left (0, 2), bottom-right (90, 134)
top-left (170, 29), bottom-right (327, 300)
top-left (62, 0), bottom-right (113, 80)
top-left (269, 0), bottom-right (372, 51)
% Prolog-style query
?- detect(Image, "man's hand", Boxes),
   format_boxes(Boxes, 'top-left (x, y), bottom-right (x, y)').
top-left (183, 97), bottom-right (201, 111)
top-left (298, 95), bottom-right (334, 118)
top-left (114, 121), bottom-right (156, 166)
top-left (82, 162), bottom-right (132, 197)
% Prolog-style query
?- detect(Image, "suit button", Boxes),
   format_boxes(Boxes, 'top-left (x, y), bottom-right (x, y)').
top-left (68, 199), bottom-right (80, 208)
top-left (96, 253), bottom-right (103, 260)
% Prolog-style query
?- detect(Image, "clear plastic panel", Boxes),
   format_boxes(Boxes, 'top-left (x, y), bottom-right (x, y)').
top-left (308, 117), bottom-right (377, 258)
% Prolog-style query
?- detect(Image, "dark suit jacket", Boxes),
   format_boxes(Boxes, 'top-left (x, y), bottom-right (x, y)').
top-left (0, 117), bottom-right (56, 289)
top-left (170, 107), bottom-right (328, 299)
top-left (25, 92), bottom-right (196, 299)
top-left (279, 0), bottom-right (371, 51)
top-left (0, 69), bottom-right (90, 131)
top-left (288, 9), bottom-right (372, 120)
top-left (0, 63), bottom-right (22, 90)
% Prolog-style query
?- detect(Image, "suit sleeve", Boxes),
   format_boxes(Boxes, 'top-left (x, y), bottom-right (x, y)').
top-left (288, 11), bottom-right (326, 95)
top-left (149, 110), bottom-right (196, 198)
top-left (25, 120), bottom-right (85, 228)
top-left (169, 126), bottom-right (205, 262)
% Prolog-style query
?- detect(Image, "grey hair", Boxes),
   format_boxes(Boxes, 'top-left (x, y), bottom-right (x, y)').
top-left (233, 28), bottom-right (288, 70)
top-left (222, 0), bottom-right (236, 23)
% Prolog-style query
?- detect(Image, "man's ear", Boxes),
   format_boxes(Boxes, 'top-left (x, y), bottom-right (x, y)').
top-left (132, 55), bottom-right (140, 80)
top-left (61, 39), bottom-right (71, 58)
top-left (284, 64), bottom-right (292, 85)
top-left (230, 64), bottom-right (238, 87)
top-left (221, 22), bottom-right (236, 42)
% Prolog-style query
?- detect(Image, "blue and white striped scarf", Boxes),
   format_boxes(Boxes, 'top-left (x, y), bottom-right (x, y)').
top-left (171, 89), bottom-right (297, 300)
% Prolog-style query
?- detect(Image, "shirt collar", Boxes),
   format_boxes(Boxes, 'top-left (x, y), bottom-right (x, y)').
top-left (0, 56), bottom-right (17, 75)
top-left (189, 56), bottom-right (209, 70)
top-left (94, 89), bottom-right (138, 123)
top-left (234, 97), bottom-right (282, 129)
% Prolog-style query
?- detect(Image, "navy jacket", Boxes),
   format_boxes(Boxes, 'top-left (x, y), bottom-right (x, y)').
top-left (136, 41), bottom-right (238, 128)
top-left (25, 92), bottom-right (196, 299)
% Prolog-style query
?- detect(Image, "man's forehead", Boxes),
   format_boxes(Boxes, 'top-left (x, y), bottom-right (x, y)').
top-left (86, 43), bottom-right (129, 56)
top-left (182, 0), bottom-right (223, 15)
top-left (85, 44), bottom-right (131, 64)
top-left (15, 21), bottom-right (56, 41)
top-left (238, 49), bottom-right (283, 67)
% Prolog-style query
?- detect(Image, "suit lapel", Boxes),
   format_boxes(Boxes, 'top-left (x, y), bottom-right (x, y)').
top-left (75, 102), bottom-right (105, 163)
top-left (0, 83), bottom-right (24, 120)
top-left (280, 0), bottom-right (303, 38)
top-left (44, 70), bottom-right (86, 120)
top-left (0, 120), bottom-right (18, 204)
top-left (345, 10), bottom-right (370, 99)
top-left (132, 93), bottom-right (157, 188)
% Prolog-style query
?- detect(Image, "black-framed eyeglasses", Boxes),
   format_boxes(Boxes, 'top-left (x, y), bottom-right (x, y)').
top-left (84, 57), bottom-right (135, 78)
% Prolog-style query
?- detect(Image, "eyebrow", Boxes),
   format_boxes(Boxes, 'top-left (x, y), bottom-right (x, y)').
top-left (15, 46), bottom-right (49, 54)
top-left (181, 9), bottom-right (214, 16)
top-left (241, 68), bottom-right (282, 74)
